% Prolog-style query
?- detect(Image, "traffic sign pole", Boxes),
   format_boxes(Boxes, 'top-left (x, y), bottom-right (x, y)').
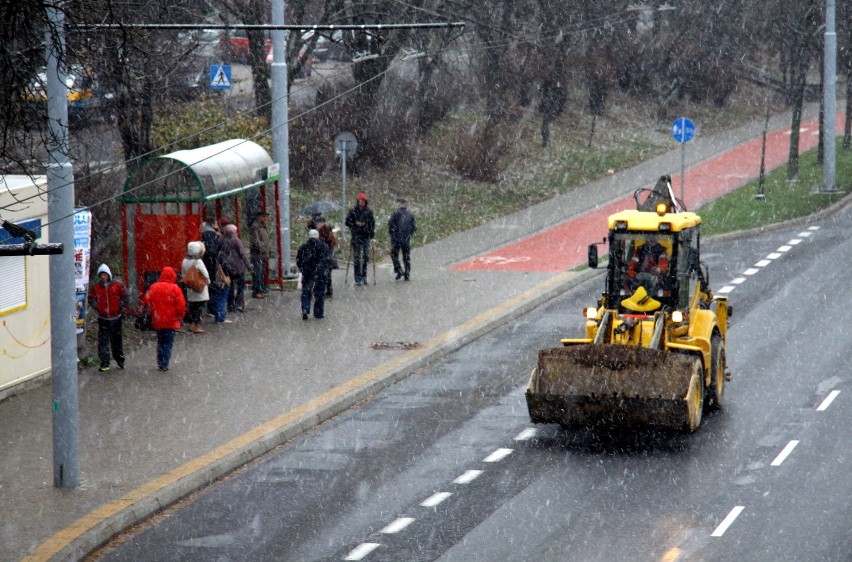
top-left (671, 117), bottom-right (695, 205)
top-left (334, 132), bottom-right (357, 245)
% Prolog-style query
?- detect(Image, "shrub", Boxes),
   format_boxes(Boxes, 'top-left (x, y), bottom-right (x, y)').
top-left (451, 117), bottom-right (515, 183)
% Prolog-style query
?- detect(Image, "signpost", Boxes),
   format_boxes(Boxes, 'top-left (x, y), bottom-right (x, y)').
top-left (210, 65), bottom-right (232, 90)
top-left (671, 117), bottom-right (695, 203)
top-left (334, 131), bottom-right (357, 244)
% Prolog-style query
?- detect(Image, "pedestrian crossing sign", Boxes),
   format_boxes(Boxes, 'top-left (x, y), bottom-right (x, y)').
top-left (210, 65), bottom-right (231, 90)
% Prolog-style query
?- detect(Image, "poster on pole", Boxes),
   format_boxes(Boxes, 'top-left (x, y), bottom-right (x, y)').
top-left (73, 209), bottom-right (92, 332)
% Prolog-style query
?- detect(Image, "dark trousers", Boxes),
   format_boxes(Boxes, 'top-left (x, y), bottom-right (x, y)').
top-left (97, 317), bottom-right (124, 368)
top-left (251, 257), bottom-right (267, 296)
top-left (228, 275), bottom-right (246, 312)
top-left (352, 239), bottom-right (369, 283)
top-left (391, 241), bottom-right (411, 276)
top-left (155, 329), bottom-right (176, 369)
top-left (187, 301), bottom-right (204, 324)
top-left (300, 275), bottom-right (326, 318)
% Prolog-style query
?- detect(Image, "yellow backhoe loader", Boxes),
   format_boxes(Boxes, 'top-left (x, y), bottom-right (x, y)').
top-left (526, 176), bottom-right (731, 432)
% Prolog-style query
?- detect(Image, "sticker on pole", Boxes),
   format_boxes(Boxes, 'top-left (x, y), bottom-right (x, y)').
top-left (671, 117), bottom-right (695, 143)
top-left (210, 65), bottom-right (232, 90)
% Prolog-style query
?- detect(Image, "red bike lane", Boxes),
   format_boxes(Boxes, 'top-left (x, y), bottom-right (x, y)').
top-left (453, 116), bottom-right (833, 273)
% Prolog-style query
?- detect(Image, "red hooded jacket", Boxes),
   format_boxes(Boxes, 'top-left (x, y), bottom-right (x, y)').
top-left (143, 267), bottom-right (186, 330)
top-left (87, 264), bottom-right (128, 320)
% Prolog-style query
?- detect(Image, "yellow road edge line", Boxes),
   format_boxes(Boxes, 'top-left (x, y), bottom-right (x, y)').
top-left (22, 269), bottom-right (577, 562)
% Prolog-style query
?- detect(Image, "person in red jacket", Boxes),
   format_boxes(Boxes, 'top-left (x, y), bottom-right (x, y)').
top-left (87, 263), bottom-right (128, 372)
top-left (143, 267), bottom-right (186, 372)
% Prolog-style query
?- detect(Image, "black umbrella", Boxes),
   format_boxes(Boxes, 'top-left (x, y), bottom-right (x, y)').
top-left (298, 200), bottom-right (342, 216)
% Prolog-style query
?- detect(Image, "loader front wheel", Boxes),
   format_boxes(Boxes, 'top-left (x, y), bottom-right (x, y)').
top-left (706, 334), bottom-right (725, 411)
top-left (684, 359), bottom-right (704, 432)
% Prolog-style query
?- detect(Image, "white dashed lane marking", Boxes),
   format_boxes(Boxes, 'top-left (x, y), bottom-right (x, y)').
top-left (771, 440), bottom-right (800, 466)
top-left (381, 517), bottom-right (415, 534)
top-left (719, 226), bottom-right (819, 296)
top-left (483, 448), bottom-right (513, 462)
top-left (712, 506), bottom-right (745, 537)
top-left (344, 542), bottom-right (380, 560)
top-left (453, 470), bottom-right (483, 484)
top-left (817, 390), bottom-right (841, 411)
top-left (514, 428), bottom-right (537, 441)
top-left (421, 492), bottom-right (452, 507)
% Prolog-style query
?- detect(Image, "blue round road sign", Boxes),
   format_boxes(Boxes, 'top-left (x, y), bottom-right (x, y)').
top-left (672, 117), bottom-right (695, 143)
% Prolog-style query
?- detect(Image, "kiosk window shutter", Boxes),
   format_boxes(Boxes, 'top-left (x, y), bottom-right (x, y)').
top-left (0, 256), bottom-right (27, 314)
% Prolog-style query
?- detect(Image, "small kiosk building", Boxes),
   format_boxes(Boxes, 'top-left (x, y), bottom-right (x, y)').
top-left (0, 175), bottom-right (52, 399)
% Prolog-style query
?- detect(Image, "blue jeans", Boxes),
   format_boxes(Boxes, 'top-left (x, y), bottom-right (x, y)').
top-left (251, 257), bottom-right (267, 296)
top-left (155, 329), bottom-right (176, 369)
top-left (300, 275), bottom-right (326, 318)
top-left (210, 285), bottom-right (228, 322)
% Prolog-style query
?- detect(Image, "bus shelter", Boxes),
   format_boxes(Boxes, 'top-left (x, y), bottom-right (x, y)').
top-left (120, 139), bottom-right (281, 301)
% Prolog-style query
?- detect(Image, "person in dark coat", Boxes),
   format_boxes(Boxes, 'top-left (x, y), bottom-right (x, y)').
top-left (388, 197), bottom-right (417, 281)
top-left (201, 217), bottom-right (222, 316)
top-left (87, 263), bottom-right (128, 372)
top-left (307, 214), bottom-right (337, 297)
top-left (296, 229), bottom-right (330, 320)
top-left (219, 223), bottom-right (251, 313)
top-left (344, 192), bottom-right (375, 286)
top-left (249, 211), bottom-right (272, 299)
top-left (143, 266), bottom-right (186, 372)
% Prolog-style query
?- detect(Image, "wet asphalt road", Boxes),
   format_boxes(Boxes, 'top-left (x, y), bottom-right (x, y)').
top-left (92, 208), bottom-right (852, 562)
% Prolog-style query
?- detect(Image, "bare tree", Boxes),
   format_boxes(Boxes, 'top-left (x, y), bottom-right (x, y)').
top-left (0, 0), bottom-right (57, 175)
top-left (764, 0), bottom-right (821, 180)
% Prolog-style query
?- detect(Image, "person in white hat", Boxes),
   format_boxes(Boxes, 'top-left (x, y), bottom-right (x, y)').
top-left (296, 229), bottom-right (332, 319)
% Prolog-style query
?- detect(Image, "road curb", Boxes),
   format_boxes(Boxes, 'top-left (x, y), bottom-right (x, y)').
top-left (27, 267), bottom-right (601, 562)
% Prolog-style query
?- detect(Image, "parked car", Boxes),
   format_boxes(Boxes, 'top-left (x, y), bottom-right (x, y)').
top-left (23, 66), bottom-right (115, 128)
top-left (220, 28), bottom-right (272, 63)
top-left (265, 43), bottom-right (313, 79)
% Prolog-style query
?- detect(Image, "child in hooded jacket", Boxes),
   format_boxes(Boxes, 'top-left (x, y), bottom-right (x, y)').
top-left (87, 263), bottom-right (128, 372)
top-left (143, 267), bottom-right (186, 371)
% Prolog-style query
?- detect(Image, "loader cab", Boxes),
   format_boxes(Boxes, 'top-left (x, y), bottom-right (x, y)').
top-left (605, 224), bottom-right (703, 313)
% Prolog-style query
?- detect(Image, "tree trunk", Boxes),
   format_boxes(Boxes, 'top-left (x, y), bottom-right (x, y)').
top-left (788, 75), bottom-right (806, 181)
top-left (247, 29), bottom-right (271, 123)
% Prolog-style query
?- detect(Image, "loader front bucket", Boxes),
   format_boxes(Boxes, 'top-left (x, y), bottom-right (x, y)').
top-left (525, 345), bottom-right (704, 431)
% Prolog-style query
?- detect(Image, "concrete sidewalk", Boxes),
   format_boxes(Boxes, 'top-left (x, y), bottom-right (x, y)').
top-left (3, 106), bottom-right (824, 562)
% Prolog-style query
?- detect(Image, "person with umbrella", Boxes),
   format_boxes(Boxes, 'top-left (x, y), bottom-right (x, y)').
top-left (345, 192), bottom-right (375, 286)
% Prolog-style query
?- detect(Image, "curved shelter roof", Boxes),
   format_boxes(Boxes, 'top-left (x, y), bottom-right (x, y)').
top-left (121, 139), bottom-right (273, 202)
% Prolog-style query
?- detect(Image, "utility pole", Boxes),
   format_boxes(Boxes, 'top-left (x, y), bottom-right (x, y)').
top-left (822, 0), bottom-right (837, 192)
top-left (46, 4), bottom-right (80, 488)
top-left (270, 0), bottom-right (292, 276)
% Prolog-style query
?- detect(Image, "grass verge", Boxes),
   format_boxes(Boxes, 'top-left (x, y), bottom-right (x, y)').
top-left (697, 142), bottom-right (852, 237)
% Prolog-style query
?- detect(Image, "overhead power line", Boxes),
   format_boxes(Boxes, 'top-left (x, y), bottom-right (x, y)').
top-left (75, 22), bottom-right (466, 32)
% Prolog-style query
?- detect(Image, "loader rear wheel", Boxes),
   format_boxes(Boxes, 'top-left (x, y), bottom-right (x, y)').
top-left (706, 334), bottom-right (725, 411)
top-left (684, 359), bottom-right (704, 432)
